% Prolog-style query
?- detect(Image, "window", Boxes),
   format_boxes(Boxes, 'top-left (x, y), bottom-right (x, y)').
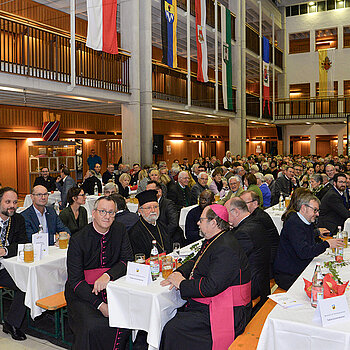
top-left (289, 31), bottom-right (310, 54)
top-left (318, 1), bottom-right (326, 11)
top-left (291, 5), bottom-right (299, 15)
top-left (315, 28), bottom-right (338, 50)
top-left (327, 0), bottom-right (335, 10)
top-left (300, 3), bottom-right (308, 14)
top-left (344, 26), bottom-right (350, 48)
top-left (286, 6), bottom-right (291, 16)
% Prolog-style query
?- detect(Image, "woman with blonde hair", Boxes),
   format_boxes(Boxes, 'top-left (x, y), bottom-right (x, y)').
top-left (117, 173), bottom-right (131, 198)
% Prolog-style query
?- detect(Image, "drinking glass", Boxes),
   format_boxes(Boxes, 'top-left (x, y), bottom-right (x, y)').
top-left (23, 243), bottom-right (34, 263)
top-left (173, 242), bottom-right (181, 257)
top-left (135, 253), bottom-right (146, 264)
top-left (162, 256), bottom-right (173, 279)
top-left (59, 232), bottom-right (69, 249)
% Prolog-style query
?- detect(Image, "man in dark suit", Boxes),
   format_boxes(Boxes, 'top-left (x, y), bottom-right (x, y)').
top-left (271, 166), bottom-right (296, 205)
top-left (102, 164), bottom-right (117, 185)
top-left (21, 185), bottom-right (70, 245)
top-left (167, 171), bottom-right (191, 212)
top-left (56, 167), bottom-right (76, 209)
top-left (146, 180), bottom-right (184, 246)
top-left (240, 190), bottom-right (279, 277)
top-left (0, 187), bottom-right (28, 340)
top-left (190, 172), bottom-right (209, 205)
top-left (318, 173), bottom-right (350, 234)
top-left (226, 197), bottom-right (270, 308)
top-left (33, 167), bottom-right (56, 192)
top-left (112, 194), bottom-right (139, 233)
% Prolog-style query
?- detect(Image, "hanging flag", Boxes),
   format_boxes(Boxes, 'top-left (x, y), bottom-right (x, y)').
top-left (42, 111), bottom-right (60, 141)
top-left (319, 48), bottom-right (335, 97)
top-left (262, 36), bottom-right (270, 118)
top-left (86, 0), bottom-right (118, 54)
top-left (161, 0), bottom-right (177, 68)
top-left (195, 0), bottom-right (208, 82)
top-left (220, 4), bottom-right (233, 110)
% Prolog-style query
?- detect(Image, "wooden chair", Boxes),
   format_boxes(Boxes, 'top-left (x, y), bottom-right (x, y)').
top-left (229, 287), bottom-right (286, 349)
top-left (0, 286), bottom-right (14, 324)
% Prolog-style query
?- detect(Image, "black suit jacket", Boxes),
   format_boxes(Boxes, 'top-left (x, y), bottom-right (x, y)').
top-left (318, 186), bottom-right (350, 234)
top-left (114, 210), bottom-right (139, 233)
top-left (159, 196), bottom-right (184, 245)
top-left (251, 207), bottom-right (280, 276)
top-left (33, 176), bottom-right (56, 192)
top-left (3, 213), bottom-right (28, 258)
top-left (81, 176), bottom-right (102, 195)
top-left (231, 215), bottom-right (270, 301)
top-left (271, 175), bottom-right (292, 205)
top-left (167, 183), bottom-right (191, 212)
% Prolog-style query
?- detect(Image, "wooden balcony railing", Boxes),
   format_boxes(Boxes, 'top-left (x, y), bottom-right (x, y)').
top-left (0, 13), bottom-right (129, 92)
top-left (152, 60), bottom-right (236, 111)
top-left (246, 92), bottom-right (273, 119)
top-left (246, 24), bottom-right (283, 70)
top-left (275, 96), bottom-right (349, 120)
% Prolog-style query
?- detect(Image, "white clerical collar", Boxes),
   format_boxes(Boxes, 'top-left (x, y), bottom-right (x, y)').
top-left (297, 212), bottom-right (311, 225)
top-left (178, 183), bottom-right (185, 189)
top-left (333, 186), bottom-right (344, 196)
top-left (93, 222), bottom-right (109, 235)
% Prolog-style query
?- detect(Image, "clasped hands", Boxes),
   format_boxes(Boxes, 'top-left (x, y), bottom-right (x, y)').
top-left (160, 271), bottom-right (185, 290)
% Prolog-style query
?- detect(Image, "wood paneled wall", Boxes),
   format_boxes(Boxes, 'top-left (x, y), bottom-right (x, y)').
top-left (0, 140), bottom-right (17, 189)
top-left (0, 0), bottom-right (88, 37)
top-left (16, 140), bottom-right (29, 195)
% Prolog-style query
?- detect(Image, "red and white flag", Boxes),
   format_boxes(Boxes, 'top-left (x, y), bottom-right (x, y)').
top-left (86, 0), bottom-right (118, 54)
top-left (195, 0), bottom-right (208, 82)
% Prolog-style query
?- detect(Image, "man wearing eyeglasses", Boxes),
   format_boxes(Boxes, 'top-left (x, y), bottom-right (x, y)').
top-left (129, 190), bottom-right (171, 259)
top-left (65, 196), bottom-right (133, 350)
top-left (33, 167), bottom-right (56, 192)
top-left (274, 192), bottom-right (343, 290)
top-left (21, 185), bottom-right (70, 245)
top-left (318, 172), bottom-right (350, 234)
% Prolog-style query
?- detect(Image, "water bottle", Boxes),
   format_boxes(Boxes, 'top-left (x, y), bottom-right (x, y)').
top-left (54, 199), bottom-right (60, 215)
top-left (150, 240), bottom-right (160, 281)
top-left (335, 226), bottom-right (344, 262)
top-left (311, 262), bottom-right (324, 308)
top-left (94, 182), bottom-right (98, 196)
top-left (279, 192), bottom-right (284, 210)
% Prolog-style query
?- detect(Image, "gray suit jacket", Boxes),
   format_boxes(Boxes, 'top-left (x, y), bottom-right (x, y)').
top-left (56, 175), bottom-right (76, 209)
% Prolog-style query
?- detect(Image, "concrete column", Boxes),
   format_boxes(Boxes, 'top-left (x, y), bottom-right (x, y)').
top-left (229, 0), bottom-right (244, 155)
top-left (240, 0), bottom-right (247, 155)
top-left (120, 0), bottom-right (141, 165)
top-left (283, 125), bottom-right (290, 154)
top-left (310, 133), bottom-right (316, 155)
top-left (139, 0), bottom-right (153, 165)
top-left (338, 132), bottom-right (344, 155)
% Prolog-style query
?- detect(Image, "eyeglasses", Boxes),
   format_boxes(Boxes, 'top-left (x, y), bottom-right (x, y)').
top-left (95, 209), bottom-right (116, 217)
top-left (104, 191), bottom-right (116, 195)
top-left (33, 193), bottom-right (49, 197)
top-left (244, 200), bottom-right (254, 204)
top-left (305, 204), bottom-right (320, 213)
top-left (77, 194), bottom-right (87, 197)
top-left (199, 217), bottom-right (209, 222)
top-left (141, 205), bottom-right (159, 211)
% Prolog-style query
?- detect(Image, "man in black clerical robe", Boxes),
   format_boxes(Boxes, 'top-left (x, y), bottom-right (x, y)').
top-left (65, 196), bottom-right (133, 350)
top-left (160, 204), bottom-right (251, 350)
top-left (129, 190), bottom-right (171, 258)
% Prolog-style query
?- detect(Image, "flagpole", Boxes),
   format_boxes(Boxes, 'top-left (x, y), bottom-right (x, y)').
top-left (187, 0), bottom-right (191, 108)
top-left (258, 0), bottom-right (262, 119)
top-left (272, 14), bottom-right (275, 122)
top-left (68, 0), bottom-right (76, 91)
top-left (215, 0), bottom-right (218, 112)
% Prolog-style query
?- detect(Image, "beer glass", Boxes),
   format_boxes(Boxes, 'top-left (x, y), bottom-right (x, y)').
top-left (24, 243), bottom-right (34, 263)
top-left (59, 232), bottom-right (69, 249)
top-left (343, 231), bottom-right (348, 249)
top-left (162, 256), bottom-right (173, 279)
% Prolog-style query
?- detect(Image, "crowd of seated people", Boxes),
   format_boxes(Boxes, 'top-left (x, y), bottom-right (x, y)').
top-left (1, 151), bottom-right (350, 349)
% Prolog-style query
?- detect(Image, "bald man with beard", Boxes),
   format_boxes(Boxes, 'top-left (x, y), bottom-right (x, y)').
top-left (128, 190), bottom-right (171, 259)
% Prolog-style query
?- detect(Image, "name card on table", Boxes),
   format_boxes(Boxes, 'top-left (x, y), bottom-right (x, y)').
top-left (17, 244), bottom-right (42, 262)
top-left (125, 262), bottom-right (151, 286)
top-left (32, 232), bottom-right (49, 256)
top-left (313, 295), bottom-right (350, 327)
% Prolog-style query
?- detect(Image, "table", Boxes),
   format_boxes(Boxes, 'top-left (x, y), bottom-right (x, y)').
top-left (257, 249), bottom-right (350, 350)
top-left (23, 191), bottom-right (61, 207)
top-left (106, 239), bottom-right (201, 350)
top-left (2, 246), bottom-right (67, 319)
top-left (265, 204), bottom-right (284, 234)
top-left (107, 277), bottom-right (186, 350)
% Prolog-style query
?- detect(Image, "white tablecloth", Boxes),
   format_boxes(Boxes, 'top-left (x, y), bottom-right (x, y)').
top-left (2, 246), bottom-right (67, 319)
top-left (265, 204), bottom-right (284, 234)
top-left (107, 276), bottom-right (186, 350)
top-left (23, 191), bottom-right (61, 207)
top-left (179, 204), bottom-right (197, 233)
top-left (257, 249), bottom-right (350, 350)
